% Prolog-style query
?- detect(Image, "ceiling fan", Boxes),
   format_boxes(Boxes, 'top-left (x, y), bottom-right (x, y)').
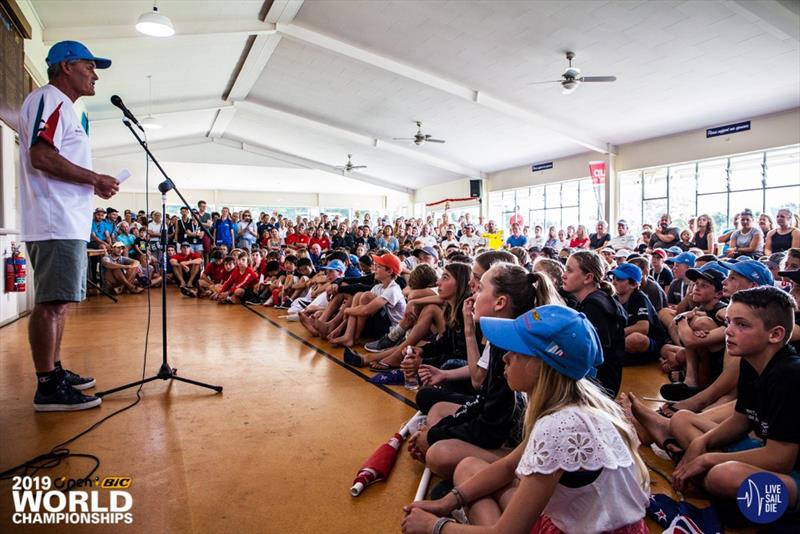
top-left (335, 154), bottom-right (367, 173)
top-left (529, 52), bottom-right (617, 95)
top-left (392, 121), bottom-right (445, 145)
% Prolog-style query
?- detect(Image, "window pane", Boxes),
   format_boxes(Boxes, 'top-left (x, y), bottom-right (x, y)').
top-left (562, 207), bottom-right (579, 231)
top-left (529, 209), bottom-right (545, 230)
top-left (730, 190), bottom-right (763, 221)
top-left (531, 186), bottom-right (545, 210)
top-left (729, 153), bottom-right (764, 191)
top-left (766, 146), bottom-right (800, 187)
top-left (765, 186), bottom-right (800, 220)
top-left (517, 188), bottom-right (531, 218)
top-left (579, 179), bottom-right (601, 226)
top-left (619, 171), bottom-right (642, 231)
top-left (642, 167), bottom-right (667, 199)
top-left (543, 209), bottom-right (559, 232)
top-left (545, 183), bottom-right (561, 208)
top-left (643, 198), bottom-right (668, 229)
top-left (697, 193), bottom-right (729, 232)
top-left (697, 159), bottom-right (728, 194)
top-left (669, 164), bottom-right (697, 229)
top-left (561, 180), bottom-right (579, 207)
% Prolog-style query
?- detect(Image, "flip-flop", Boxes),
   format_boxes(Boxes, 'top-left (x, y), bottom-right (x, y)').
top-left (343, 347), bottom-right (365, 367)
top-left (656, 402), bottom-right (678, 418)
top-left (661, 438), bottom-right (685, 463)
top-left (368, 361), bottom-right (393, 372)
top-left (659, 382), bottom-right (703, 401)
top-left (179, 286), bottom-right (191, 297)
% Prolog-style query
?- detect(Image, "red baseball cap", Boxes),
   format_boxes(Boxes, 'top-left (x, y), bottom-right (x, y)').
top-left (371, 253), bottom-right (402, 276)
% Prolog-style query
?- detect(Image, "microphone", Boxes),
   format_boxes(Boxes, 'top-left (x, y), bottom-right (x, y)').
top-left (110, 95), bottom-right (143, 131)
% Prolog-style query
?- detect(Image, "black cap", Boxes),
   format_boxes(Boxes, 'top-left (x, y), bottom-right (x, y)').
top-left (686, 266), bottom-right (726, 291)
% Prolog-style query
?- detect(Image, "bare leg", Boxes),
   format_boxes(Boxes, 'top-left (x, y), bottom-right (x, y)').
top-left (187, 264), bottom-right (200, 286)
top-left (426, 439), bottom-right (507, 479)
top-left (454, 457), bottom-right (514, 526)
top-left (705, 462), bottom-right (798, 505)
top-left (669, 401), bottom-right (734, 449)
top-left (29, 302), bottom-right (70, 373)
top-left (171, 262), bottom-right (186, 286)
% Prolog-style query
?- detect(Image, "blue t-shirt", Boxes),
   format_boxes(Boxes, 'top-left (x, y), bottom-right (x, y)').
top-left (214, 219), bottom-right (234, 245)
top-left (506, 235), bottom-right (528, 247)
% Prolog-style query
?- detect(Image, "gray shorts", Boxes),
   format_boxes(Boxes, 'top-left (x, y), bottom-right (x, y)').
top-left (26, 240), bottom-right (88, 303)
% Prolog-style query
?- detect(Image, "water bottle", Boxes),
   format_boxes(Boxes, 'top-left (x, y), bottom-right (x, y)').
top-left (403, 346), bottom-right (419, 391)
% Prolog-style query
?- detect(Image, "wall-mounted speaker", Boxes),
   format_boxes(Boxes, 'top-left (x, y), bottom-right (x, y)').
top-left (469, 179), bottom-right (482, 198)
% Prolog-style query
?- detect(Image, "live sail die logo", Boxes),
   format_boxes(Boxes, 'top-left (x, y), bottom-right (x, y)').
top-left (11, 475), bottom-right (134, 525)
top-left (736, 472), bottom-right (788, 524)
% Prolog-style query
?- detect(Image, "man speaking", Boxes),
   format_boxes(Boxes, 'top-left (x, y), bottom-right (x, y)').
top-left (19, 41), bottom-right (119, 411)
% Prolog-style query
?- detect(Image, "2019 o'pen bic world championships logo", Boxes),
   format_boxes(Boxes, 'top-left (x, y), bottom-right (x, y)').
top-left (11, 475), bottom-right (134, 525)
top-left (736, 472), bottom-right (789, 524)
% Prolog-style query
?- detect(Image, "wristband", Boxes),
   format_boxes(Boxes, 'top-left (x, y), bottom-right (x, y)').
top-left (450, 486), bottom-right (466, 508)
top-left (433, 517), bottom-right (455, 534)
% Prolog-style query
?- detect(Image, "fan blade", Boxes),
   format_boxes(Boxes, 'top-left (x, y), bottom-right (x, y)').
top-left (581, 76), bottom-right (616, 82)
top-left (527, 80), bottom-right (563, 85)
top-left (393, 137), bottom-right (415, 141)
top-left (351, 165), bottom-right (367, 170)
top-left (425, 139), bottom-right (445, 143)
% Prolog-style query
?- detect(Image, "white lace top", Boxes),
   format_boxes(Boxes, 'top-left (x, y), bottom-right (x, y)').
top-left (515, 406), bottom-right (649, 534)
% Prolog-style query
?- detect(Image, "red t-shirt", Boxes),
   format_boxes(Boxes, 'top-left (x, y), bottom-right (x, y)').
top-left (569, 237), bottom-right (590, 249)
top-left (171, 252), bottom-right (202, 263)
top-left (310, 236), bottom-right (330, 250)
top-left (290, 233), bottom-right (310, 247)
top-left (203, 262), bottom-right (228, 284)
top-left (221, 267), bottom-right (258, 292)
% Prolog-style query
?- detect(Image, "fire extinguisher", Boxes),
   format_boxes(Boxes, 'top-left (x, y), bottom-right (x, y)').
top-left (4, 241), bottom-right (26, 293)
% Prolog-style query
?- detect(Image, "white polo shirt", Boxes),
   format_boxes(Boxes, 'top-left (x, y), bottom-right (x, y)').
top-left (19, 85), bottom-right (94, 242)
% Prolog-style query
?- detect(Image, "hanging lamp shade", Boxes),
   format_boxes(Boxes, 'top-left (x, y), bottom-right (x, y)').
top-left (136, 6), bottom-right (175, 37)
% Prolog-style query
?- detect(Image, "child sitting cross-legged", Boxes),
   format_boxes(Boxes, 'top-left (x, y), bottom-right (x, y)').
top-left (402, 305), bottom-right (650, 534)
top-left (216, 252), bottom-right (258, 304)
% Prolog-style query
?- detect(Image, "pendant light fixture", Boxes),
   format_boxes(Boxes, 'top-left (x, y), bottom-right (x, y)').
top-left (140, 75), bottom-right (162, 130)
top-left (136, 1), bottom-right (175, 37)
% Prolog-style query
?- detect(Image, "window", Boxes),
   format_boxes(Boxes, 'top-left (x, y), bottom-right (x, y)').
top-left (619, 145), bottom-right (800, 233)
top-left (489, 177), bottom-right (599, 235)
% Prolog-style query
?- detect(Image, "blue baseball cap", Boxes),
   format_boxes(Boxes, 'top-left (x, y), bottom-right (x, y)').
top-left (719, 260), bottom-right (774, 286)
top-left (667, 246), bottom-right (683, 255)
top-left (46, 41), bottom-right (111, 69)
top-left (480, 305), bottom-right (603, 381)
top-left (666, 251), bottom-right (696, 267)
top-left (320, 259), bottom-right (346, 273)
top-left (609, 262), bottom-right (642, 284)
top-left (349, 254), bottom-right (359, 265)
top-left (412, 246), bottom-right (439, 260)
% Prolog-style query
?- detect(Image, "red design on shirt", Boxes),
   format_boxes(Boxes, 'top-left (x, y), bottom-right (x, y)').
top-left (38, 102), bottom-right (63, 147)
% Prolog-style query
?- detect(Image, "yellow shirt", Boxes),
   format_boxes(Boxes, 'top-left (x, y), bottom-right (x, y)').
top-left (482, 231), bottom-right (504, 250)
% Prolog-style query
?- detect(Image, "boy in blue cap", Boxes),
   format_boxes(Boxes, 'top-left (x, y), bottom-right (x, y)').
top-left (20, 41), bottom-right (117, 412)
top-left (402, 305), bottom-right (650, 534)
top-left (609, 263), bottom-right (669, 366)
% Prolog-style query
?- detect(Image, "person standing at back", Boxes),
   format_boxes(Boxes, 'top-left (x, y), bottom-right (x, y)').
top-left (19, 41), bottom-right (119, 411)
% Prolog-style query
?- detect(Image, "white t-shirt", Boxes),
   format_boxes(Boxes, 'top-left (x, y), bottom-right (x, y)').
top-left (148, 221), bottom-right (163, 242)
top-left (19, 85), bottom-right (94, 242)
top-left (418, 235), bottom-right (437, 248)
top-left (459, 234), bottom-right (484, 248)
top-left (370, 280), bottom-right (406, 327)
top-left (609, 234), bottom-right (637, 251)
top-left (477, 342), bottom-right (492, 370)
top-left (516, 406), bottom-right (649, 533)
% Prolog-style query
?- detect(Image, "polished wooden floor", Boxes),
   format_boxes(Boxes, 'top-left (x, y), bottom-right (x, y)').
top-left (0, 289), bottom-right (718, 533)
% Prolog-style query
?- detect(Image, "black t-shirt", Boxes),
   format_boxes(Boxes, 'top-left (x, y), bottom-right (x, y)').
top-left (642, 278), bottom-right (667, 312)
top-left (177, 218), bottom-right (200, 245)
top-left (791, 314), bottom-right (800, 354)
top-left (589, 233), bottom-right (610, 249)
top-left (573, 290), bottom-right (626, 397)
top-left (652, 267), bottom-right (673, 290)
top-left (650, 227), bottom-right (680, 249)
top-left (735, 345), bottom-right (800, 469)
top-left (619, 288), bottom-right (668, 345)
top-left (666, 278), bottom-right (689, 305)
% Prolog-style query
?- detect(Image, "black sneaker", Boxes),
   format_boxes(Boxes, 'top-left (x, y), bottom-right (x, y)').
top-left (59, 368), bottom-right (96, 390)
top-left (33, 382), bottom-right (102, 412)
top-left (364, 334), bottom-right (401, 353)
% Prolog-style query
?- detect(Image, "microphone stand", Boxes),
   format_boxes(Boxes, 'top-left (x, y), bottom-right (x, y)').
top-left (96, 119), bottom-right (222, 398)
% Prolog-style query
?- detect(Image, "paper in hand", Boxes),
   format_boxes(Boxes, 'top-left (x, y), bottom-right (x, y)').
top-left (116, 169), bottom-right (131, 184)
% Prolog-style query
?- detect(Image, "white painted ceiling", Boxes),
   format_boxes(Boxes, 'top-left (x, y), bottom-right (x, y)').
top-left (29, 0), bottom-right (800, 196)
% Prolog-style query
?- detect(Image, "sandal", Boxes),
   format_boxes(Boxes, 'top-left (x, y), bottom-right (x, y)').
top-left (368, 361), bottom-right (394, 372)
top-left (656, 402), bottom-right (678, 418)
top-left (343, 347), bottom-right (365, 367)
top-left (659, 382), bottom-right (703, 401)
top-left (661, 438), bottom-right (685, 463)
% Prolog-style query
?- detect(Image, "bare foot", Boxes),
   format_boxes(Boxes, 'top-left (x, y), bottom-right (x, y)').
top-left (314, 318), bottom-right (335, 337)
top-left (299, 313), bottom-right (320, 337)
top-left (628, 393), bottom-right (672, 449)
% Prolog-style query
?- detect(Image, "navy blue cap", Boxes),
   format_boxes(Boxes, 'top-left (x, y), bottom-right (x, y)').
top-left (413, 246), bottom-right (439, 260)
top-left (609, 262), bottom-right (642, 284)
top-left (480, 305), bottom-right (603, 381)
top-left (46, 41), bottom-right (111, 69)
